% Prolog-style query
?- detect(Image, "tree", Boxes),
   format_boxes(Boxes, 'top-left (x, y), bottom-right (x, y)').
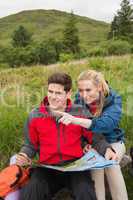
top-left (108, 16), bottom-right (119, 39)
top-left (37, 39), bottom-right (59, 65)
top-left (63, 11), bottom-right (80, 54)
top-left (108, 0), bottom-right (133, 41)
top-left (12, 25), bottom-right (32, 47)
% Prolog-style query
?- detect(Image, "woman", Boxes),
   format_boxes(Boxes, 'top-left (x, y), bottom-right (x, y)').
top-left (58, 70), bottom-right (128, 200)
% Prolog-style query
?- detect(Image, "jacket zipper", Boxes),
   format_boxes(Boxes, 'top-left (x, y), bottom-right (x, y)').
top-left (56, 121), bottom-right (63, 162)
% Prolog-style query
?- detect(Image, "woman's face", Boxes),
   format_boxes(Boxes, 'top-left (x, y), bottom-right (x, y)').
top-left (78, 80), bottom-right (101, 105)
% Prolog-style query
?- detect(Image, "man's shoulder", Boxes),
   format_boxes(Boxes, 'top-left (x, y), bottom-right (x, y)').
top-left (28, 107), bottom-right (46, 121)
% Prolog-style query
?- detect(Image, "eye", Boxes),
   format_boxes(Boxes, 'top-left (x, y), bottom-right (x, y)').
top-left (78, 89), bottom-right (83, 93)
top-left (55, 92), bottom-right (62, 95)
top-left (48, 90), bottom-right (53, 94)
top-left (86, 89), bottom-right (91, 92)
top-left (78, 89), bottom-right (91, 93)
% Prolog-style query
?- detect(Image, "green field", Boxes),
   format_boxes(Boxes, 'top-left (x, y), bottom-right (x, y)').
top-left (0, 55), bottom-right (133, 198)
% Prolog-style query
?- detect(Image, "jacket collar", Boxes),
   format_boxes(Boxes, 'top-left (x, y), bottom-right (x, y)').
top-left (39, 96), bottom-right (72, 114)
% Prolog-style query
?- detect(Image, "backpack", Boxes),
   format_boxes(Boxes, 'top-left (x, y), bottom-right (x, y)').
top-left (0, 164), bottom-right (30, 198)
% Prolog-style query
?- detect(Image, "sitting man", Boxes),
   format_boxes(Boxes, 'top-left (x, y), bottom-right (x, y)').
top-left (15, 72), bottom-right (116, 200)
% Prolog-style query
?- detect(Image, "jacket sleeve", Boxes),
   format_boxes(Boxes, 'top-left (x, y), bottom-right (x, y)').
top-left (89, 92), bottom-right (122, 134)
top-left (20, 113), bottom-right (38, 159)
top-left (91, 133), bottom-right (111, 156)
top-left (82, 129), bottom-right (111, 156)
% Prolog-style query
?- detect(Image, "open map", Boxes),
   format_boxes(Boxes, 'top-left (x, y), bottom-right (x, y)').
top-left (40, 149), bottom-right (117, 172)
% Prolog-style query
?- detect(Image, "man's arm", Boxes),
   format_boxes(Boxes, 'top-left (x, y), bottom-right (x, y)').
top-left (20, 115), bottom-right (37, 158)
top-left (16, 112), bottom-right (38, 166)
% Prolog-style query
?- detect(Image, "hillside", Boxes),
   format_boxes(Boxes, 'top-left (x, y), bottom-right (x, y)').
top-left (0, 9), bottom-right (109, 48)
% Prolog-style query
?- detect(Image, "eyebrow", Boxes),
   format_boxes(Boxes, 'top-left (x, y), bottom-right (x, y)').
top-left (48, 89), bottom-right (63, 94)
top-left (78, 88), bottom-right (91, 91)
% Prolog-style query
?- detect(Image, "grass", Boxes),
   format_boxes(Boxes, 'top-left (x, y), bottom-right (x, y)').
top-left (0, 54), bottom-right (133, 199)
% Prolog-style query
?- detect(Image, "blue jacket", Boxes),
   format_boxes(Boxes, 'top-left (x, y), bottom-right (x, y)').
top-left (74, 89), bottom-right (125, 143)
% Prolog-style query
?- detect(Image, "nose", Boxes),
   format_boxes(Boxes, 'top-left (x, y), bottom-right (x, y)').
top-left (51, 92), bottom-right (56, 99)
top-left (82, 91), bottom-right (88, 99)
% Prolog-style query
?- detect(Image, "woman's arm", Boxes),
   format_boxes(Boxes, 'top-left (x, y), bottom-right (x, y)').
top-left (89, 93), bottom-right (122, 133)
top-left (54, 91), bottom-right (122, 133)
top-left (54, 110), bottom-right (92, 128)
top-left (75, 90), bottom-right (123, 133)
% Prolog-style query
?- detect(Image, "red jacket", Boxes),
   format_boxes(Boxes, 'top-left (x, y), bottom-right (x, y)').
top-left (21, 97), bottom-right (93, 165)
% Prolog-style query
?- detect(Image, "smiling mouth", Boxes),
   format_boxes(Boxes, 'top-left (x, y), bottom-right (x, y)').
top-left (50, 102), bottom-right (60, 107)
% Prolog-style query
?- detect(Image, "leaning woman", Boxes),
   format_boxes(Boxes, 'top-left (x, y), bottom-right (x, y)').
top-left (73, 69), bottom-right (128, 200)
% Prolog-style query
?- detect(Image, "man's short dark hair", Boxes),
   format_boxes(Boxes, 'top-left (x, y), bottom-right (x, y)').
top-left (48, 72), bottom-right (72, 92)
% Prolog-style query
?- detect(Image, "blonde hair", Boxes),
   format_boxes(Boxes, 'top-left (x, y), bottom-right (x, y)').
top-left (77, 70), bottom-right (109, 117)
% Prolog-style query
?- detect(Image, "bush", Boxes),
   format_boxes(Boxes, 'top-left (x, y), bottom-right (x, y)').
top-left (0, 39), bottom-right (63, 68)
top-left (0, 63), bottom-right (9, 69)
top-left (77, 48), bottom-right (88, 58)
top-left (88, 47), bottom-right (107, 57)
top-left (88, 57), bottom-right (110, 70)
top-left (107, 40), bottom-right (131, 55)
top-left (2, 47), bottom-right (20, 67)
top-left (131, 45), bottom-right (133, 53)
top-left (37, 39), bottom-right (63, 65)
top-left (59, 53), bottom-right (74, 63)
top-left (2, 46), bottom-right (38, 67)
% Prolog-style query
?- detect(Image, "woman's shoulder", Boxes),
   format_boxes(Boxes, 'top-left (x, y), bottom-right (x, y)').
top-left (104, 88), bottom-right (122, 108)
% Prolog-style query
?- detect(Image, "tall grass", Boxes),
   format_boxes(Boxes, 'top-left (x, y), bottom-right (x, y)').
top-left (0, 55), bottom-right (133, 198)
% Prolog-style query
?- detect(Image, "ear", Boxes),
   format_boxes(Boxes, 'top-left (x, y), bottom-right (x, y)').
top-left (66, 89), bottom-right (72, 98)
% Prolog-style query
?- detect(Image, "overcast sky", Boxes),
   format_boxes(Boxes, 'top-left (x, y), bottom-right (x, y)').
top-left (0, 0), bottom-right (127, 22)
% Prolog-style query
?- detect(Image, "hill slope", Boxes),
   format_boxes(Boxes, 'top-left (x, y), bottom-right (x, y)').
top-left (0, 9), bottom-right (109, 47)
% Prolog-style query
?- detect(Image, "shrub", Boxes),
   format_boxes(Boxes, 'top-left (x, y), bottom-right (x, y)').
top-left (3, 46), bottom-right (37, 67)
top-left (88, 47), bottom-right (107, 57)
top-left (131, 45), bottom-right (133, 53)
top-left (1, 39), bottom-right (63, 68)
top-left (88, 57), bottom-right (110, 70)
top-left (107, 40), bottom-right (131, 55)
top-left (59, 53), bottom-right (74, 63)
top-left (37, 39), bottom-right (63, 65)
top-left (77, 48), bottom-right (88, 58)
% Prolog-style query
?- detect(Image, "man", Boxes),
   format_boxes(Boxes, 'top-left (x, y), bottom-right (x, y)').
top-left (16, 72), bottom-right (116, 200)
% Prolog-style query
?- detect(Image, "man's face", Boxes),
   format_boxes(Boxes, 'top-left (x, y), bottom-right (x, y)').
top-left (47, 83), bottom-right (70, 111)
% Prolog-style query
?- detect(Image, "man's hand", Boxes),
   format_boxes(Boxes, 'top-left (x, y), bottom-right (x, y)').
top-left (105, 148), bottom-right (118, 160)
top-left (16, 153), bottom-right (32, 166)
top-left (83, 144), bottom-right (92, 154)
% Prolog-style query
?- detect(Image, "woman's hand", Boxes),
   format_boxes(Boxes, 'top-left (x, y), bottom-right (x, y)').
top-left (58, 112), bottom-right (76, 125)
top-left (53, 111), bottom-right (92, 128)
top-left (16, 153), bottom-right (32, 166)
top-left (105, 148), bottom-right (118, 161)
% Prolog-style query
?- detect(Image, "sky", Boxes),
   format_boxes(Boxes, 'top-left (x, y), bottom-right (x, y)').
top-left (0, 0), bottom-right (126, 22)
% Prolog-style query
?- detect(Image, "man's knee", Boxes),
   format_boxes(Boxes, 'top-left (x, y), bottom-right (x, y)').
top-left (20, 169), bottom-right (50, 200)
top-left (70, 172), bottom-right (96, 200)
top-left (30, 167), bottom-right (46, 181)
